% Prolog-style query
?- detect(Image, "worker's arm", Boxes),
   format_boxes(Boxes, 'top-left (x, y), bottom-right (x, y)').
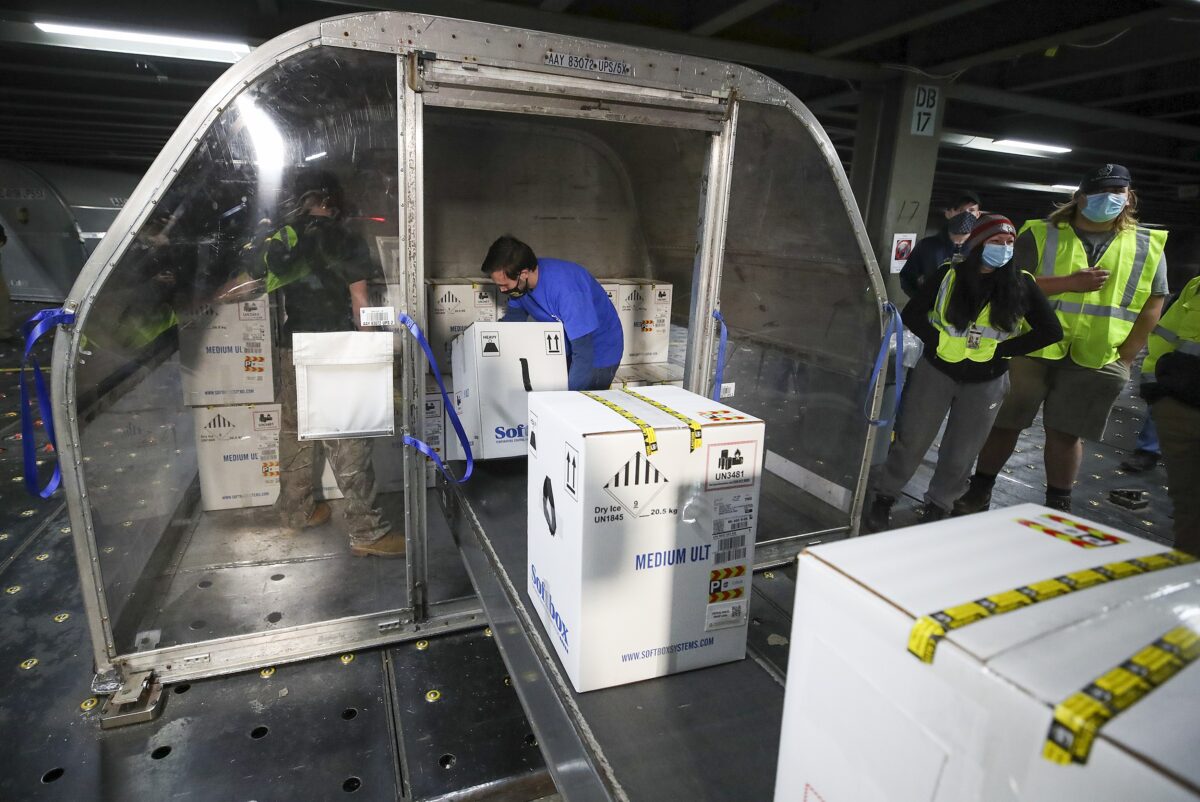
top-left (1035, 270), bottom-right (1110, 297)
top-left (501, 300), bottom-right (529, 322)
top-left (899, 263), bottom-right (947, 350)
top-left (1118, 294), bottom-right (1166, 366)
top-left (566, 333), bottom-right (597, 391)
top-left (349, 280), bottom-right (369, 331)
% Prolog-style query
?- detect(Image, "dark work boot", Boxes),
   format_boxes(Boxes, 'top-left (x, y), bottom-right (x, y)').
top-left (1045, 491), bottom-right (1072, 513)
top-left (864, 494), bottom-right (896, 533)
top-left (953, 474), bottom-right (994, 516)
top-left (917, 503), bottom-right (949, 524)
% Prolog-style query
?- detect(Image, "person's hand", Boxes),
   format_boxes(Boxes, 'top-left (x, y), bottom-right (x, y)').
top-left (1117, 343), bottom-right (1138, 368)
top-left (1068, 268), bottom-right (1110, 293)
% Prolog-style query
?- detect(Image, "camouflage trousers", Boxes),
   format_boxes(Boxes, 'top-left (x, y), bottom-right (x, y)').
top-left (274, 348), bottom-right (389, 545)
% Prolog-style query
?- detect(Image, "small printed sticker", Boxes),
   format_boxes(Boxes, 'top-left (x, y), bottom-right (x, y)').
top-left (545, 330), bottom-right (563, 355)
top-left (1018, 515), bottom-right (1127, 548)
top-left (238, 299), bottom-right (267, 321)
top-left (252, 410), bottom-right (279, 431)
top-left (481, 331), bottom-right (500, 356)
top-left (706, 441), bottom-right (755, 490)
top-left (359, 306), bottom-right (395, 327)
top-left (705, 599), bottom-right (746, 631)
top-left (697, 408), bottom-right (747, 422)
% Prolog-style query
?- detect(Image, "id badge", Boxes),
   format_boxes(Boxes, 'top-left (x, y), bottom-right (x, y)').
top-left (966, 325), bottom-right (983, 349)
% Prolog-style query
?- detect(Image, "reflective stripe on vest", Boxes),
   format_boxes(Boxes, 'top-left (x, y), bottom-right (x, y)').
top-left (927, 268), bottom-right (1015, 363)
top-left (1142, 275), bottom-right (1200, 380)
top-left (1022, 219), bottom-right (1167, 369)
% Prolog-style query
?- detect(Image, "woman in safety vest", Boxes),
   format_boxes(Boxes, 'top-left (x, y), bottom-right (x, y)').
top-left (865, 214), bottom-right (1064, 532)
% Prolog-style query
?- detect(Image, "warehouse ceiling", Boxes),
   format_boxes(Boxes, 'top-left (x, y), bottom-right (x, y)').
top-left (1, 0), bottom-right (1199, 236)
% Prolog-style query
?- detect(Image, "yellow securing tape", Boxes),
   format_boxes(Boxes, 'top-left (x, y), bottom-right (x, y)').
top-left (618, 387), bottom-right (702, 452)
top-left (1043, 623), bottom-right (1200, 765)
top-left (581, 391), bottom-right (658, 455)
top-left (907, 550), bottom-right (1197, 664)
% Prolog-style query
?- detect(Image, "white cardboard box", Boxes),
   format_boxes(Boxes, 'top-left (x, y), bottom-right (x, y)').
top-left (447, 322), bottom-right (568, 461)
top-left (194, 404), bottom-right (341, 511)
top-left (599, 280), bottom-right (633, 364)
top-left (611, 362), bottom-right (684, 389)
top-left (775, 504), bottom-right (1200, 802)
top-left (428, 277), bottom-right (499, 374)
top-left (179, 295), bottom-right (274, 406)
top-left (616, 279), bottom-right (672, 365)
top-left (527, 386), bottom-right (764, 692)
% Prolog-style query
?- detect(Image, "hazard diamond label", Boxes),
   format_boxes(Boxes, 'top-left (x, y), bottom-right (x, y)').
top-left (603, 451), bottom-right (669, 517)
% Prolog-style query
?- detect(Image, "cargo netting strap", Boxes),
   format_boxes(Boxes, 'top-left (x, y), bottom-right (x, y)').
top-left (397, 313), bottom-right (473, 483)
top-left (20, 307), bottom-right (76, 498)
top-left (710, 309), bottom-right (728, 402)
top-left (864, 302), bottom-right (905, 427)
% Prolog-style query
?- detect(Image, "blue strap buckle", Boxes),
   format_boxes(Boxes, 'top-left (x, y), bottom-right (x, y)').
top-left (864, 302), bottom-right (906, 427)
top-left (711, 309), bottom-right (728, 402)
top-left (397, 313), bottom-right (474, 483)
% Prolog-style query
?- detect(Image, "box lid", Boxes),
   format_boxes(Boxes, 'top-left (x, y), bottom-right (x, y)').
top-left (531, 388), bottom-right (760, 438)
top-left (805, 504), bottom-right (1199, 780)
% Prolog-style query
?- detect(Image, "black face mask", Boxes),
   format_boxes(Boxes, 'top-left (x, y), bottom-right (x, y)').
top-left (504, 272), bottom-right (530, 298)
top-left (948, 210), bottom-right (977, 235)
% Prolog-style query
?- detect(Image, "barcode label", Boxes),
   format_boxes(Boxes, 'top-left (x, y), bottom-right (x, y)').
top-left (715, 516), bottom-right (752, 534)
top-left (360, 306), bottom-right (396, 327)
top-left (243, 341), bottom-right (263, 354)
top-left (715, 534), bottom-right (747, 565)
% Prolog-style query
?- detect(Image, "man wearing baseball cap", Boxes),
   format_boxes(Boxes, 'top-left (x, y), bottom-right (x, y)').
top-left (956, 165), bottom-right (1169, 515)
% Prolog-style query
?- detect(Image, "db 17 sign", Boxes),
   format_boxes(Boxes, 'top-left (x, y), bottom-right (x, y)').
top-left (911, 84), bottom-right (940, 137)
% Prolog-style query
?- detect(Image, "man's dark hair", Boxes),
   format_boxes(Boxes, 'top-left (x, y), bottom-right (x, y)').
top-left (481, 235), bottom-right (538, 280)
top-left (944, 190), bottom-right (981, 211)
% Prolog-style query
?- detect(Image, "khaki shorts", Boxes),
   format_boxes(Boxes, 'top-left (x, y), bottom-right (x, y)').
top-left (993, 356), bottom-right (1129, 441)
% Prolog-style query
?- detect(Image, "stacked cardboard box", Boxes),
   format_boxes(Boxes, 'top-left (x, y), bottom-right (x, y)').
top-left (427, 277), bottom-right (500, 374)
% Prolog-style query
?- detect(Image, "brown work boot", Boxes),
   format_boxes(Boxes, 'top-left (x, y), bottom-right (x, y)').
top-left (304, 501), bottom-right (332, 528)
top-left (350, 531), bottom-right (407, 558)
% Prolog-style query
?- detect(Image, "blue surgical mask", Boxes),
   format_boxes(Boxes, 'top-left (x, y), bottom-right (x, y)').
top-left (981, 242), bottom-right (1013, 268)
top-left (1081, 192), bottom-right (1127, 223)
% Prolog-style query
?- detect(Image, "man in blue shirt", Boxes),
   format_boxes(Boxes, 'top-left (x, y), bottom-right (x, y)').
top-left (482, 235), bottom-right (623, 390)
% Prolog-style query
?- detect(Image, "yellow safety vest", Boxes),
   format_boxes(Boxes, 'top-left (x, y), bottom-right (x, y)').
top-left (1143, 275), bottom-right (1200, 381)
top-left (1022, 219), bottom-right (1167, 369)
top-left (927, 267), bottom-right (1024, 363)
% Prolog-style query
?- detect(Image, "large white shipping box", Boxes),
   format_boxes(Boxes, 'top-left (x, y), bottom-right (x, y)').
top-left (447, 322), bottom-right (568, 460)
top-left (527, 386), bottom-right (764, 692)
top-left (427, 277), bottom-right (499, 374)
top-left (775, 504), bottom-right (1200, 802)
top-left (179, 295), bottom-right (274, 406)
top-left (616, 279), bottom-right (672, 364)
top-left (194, 404), bottom-right (341, 511)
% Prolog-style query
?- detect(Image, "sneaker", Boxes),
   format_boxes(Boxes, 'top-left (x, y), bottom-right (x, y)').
top-left (350, 531), bottom-right (407, 558)
top-left (304, 501), bottom-right (332, 529)
top-left (1045, 495), bottom-right (1071, 513)
top-left (953, 477), bottom-right (992, 516)
top-left (863, 494), bottom-right (895, 533)
top-left (1119, 449), bottom-right (1158, 473)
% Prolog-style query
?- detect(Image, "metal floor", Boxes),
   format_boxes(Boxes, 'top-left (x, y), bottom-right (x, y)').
top-left (0, 304), bottom-right (1178, 800)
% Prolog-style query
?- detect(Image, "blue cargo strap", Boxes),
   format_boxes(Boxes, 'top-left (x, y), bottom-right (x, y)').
top-left (865, 302), bottom-right (906, 427)
top-left (21, 308), bottom-right (76, 498)
top-left (397, 312), bottom-right (473, 483)
top-left (711, 309), bottom-right (728, 402)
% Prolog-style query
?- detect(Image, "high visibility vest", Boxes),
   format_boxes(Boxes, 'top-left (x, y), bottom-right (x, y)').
top-left (1143, 275), bottom-right (1200, 381)
top-left (1022, 219), bottom-right (1167, 369)
top-left (261, 224), bottom-right (309, 293)
top-left (927, 267), bottom-right (1022, 363)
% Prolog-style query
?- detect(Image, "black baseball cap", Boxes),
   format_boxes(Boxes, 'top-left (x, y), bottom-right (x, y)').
top-left (1081, 164), bottom-right (1131, 193)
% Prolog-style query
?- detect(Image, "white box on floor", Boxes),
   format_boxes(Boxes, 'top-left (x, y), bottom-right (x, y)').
top-left (616, 279), bottom-right (672, 364)
top-left (374, 377), bottom-right (447, 490)
top-left (527, 386), bottom-right (764, 692)
top-left (179, 294), bottom-right (274, 406)
top-left (775, 504), bottom-right (1200, 802)
top-left (447, 322), bottom-right (568, 461)
top-left (599, 280), bottom-right (633, 363)
top-left (194, 404), bottom-right (341, 511)
top-left (611, 362), bottom-right (684, 389)
top-left (427, 277), bottom-right (499, 374)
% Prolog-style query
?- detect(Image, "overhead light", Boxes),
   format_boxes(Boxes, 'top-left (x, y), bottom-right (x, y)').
top-left (1051, 184), bottom-right (1079, 192)
top-left (941, 133), bottom-right (1072, 159)
top-left (1002, 181), bottom-right (1079, 194)
top-left (33, 21), bottom-right (251, 63)
top-left (304, 151), bottom-right (327, 162)
top-left (992, 139), bottom-right (1071, 154)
